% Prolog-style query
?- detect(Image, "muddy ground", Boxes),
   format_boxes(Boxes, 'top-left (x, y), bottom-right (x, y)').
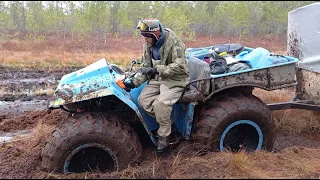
top-left (0, 67), bottom-right (320, 178)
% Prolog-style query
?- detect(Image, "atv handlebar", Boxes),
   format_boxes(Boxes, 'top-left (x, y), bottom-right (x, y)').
top-left (114, 59), bottom-right (141, 91)
top-left (129, 59), bottom-right (141, 72)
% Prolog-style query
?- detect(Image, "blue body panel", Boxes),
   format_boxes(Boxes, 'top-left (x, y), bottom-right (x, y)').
top-left (48, 59), bottom-right (130, 108)
top-left (48, 58), bottom-right (195, 146)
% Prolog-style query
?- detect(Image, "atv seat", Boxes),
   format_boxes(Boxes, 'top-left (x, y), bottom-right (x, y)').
top-left (179, 56), bottom-right (211, 103)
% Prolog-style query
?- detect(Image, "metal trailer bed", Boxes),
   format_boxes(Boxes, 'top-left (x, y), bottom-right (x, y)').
top-left (181, 47), bottom-right (303, 106)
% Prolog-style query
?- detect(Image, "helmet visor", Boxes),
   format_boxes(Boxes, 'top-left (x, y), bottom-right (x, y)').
top-left (137, 21), bottom-right (148, 31)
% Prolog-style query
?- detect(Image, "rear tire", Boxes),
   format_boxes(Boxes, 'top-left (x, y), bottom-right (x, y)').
top-left (192, 92), bottom-right (275, 152)
top-left (41, 112), bottom-right (142, 173)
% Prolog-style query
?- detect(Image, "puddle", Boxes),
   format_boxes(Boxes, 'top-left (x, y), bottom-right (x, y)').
top-left (0, 100), bottom-right (48, 117)
top-left (0, 77), bottom-right (58, 84)
top-left (0, 129), bottom-right (33, 144)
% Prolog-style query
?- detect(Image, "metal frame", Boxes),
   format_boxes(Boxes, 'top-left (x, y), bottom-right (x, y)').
top-left (267, 100), bottom-right (320, 111)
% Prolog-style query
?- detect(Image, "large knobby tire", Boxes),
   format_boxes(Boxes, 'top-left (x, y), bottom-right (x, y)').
top-left (193, 92), bottom-right (275, 152)
top-left (41, 112), bottom-right (142, 173)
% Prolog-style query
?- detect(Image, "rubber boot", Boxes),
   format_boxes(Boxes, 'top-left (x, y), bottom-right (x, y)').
top-left (156, 136), bottom-right (170, 153)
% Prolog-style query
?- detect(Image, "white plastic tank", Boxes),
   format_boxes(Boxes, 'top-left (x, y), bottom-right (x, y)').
top-left (287, 2), bottom-right (320, 72)
top-left (288, 3), bottom-right (320, 103)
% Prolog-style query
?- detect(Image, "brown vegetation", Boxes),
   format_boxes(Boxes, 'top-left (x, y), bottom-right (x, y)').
top-left (0, 34), bottom-right (286, 70)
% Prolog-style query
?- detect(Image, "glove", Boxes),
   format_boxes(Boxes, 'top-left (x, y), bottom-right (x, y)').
top-left (142, 67), bottom-right (158, 79)
top-left (123, 80), bottom-right (136, 92)
top-left (140, 67), bottom-right (152, 75)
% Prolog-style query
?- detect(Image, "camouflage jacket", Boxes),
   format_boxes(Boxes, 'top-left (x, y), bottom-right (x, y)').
top-left (133, 28), bottom-right (190, 89)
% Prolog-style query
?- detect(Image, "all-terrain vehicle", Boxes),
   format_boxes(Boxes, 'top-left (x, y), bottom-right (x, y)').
top-left (42, 2), bottom-right (320, 174)
top-left (41, 43), bottom-right (299, 174)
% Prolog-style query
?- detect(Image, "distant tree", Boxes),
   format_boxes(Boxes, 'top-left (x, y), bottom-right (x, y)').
top-left (0, 2), bottom-right (14, 35)
top-left (64, 1), bottom-right (77, 40)
top-left (9, 1), bottom-right (26, 34)
top-left (2, 1), bottom-right (318, 40)
top-left (162, 7), bottom-right (192, 39)
top-left (26, 1), bottom-right (45, 34)
top-left (108, 1), bottom-right (121, 34)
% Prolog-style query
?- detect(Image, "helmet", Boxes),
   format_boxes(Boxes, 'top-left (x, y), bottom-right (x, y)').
top-left (137, 18), bottom-right (162, 40)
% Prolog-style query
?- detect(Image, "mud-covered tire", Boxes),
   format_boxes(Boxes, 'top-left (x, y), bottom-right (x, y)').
top-left (193, 92), bottom-right (275, 152)
top-left (41, 112), bottom-right (142, 173)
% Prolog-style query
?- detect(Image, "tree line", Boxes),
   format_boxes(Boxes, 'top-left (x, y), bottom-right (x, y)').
top-left (0, 1), bottom-right (316, 41)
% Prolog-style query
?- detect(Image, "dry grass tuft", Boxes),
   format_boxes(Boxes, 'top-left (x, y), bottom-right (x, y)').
top-left (34, 88), bottom-right (55, 97)
top-left (168, 148), bottom-right (320, 179)
top-left (273, 109), bottom-right (320, 134)
top-left (253, 88), bottom-right (295, 104)
top-left (38, 154), bottom-right (168, 179)
top-left (6, 138), bottom-right (320, 179)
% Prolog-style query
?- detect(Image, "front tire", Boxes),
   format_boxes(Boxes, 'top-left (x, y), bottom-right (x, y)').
top-left (41, 112), bottom-right (142, 173)
top-left (193, 92), bottom-right (275, 152)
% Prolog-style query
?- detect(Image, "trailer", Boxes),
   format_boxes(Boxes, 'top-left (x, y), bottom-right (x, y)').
top-left (267, 3), bottom-right (320, 112)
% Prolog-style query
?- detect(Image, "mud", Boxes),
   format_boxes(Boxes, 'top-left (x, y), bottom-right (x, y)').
top-left (0, 67), bottom-right (319, 178)
top-left (0, 66), bottom-right (75, 179)
top-left (0, 138), bottom-right (45, 179)
top-left (273, 130), bottom-right (320, 152)
top-left (288, 31), bottom-right (303, 59)
top-left (0, 100), bottom-right (48, 117)
top-left (0, 110), bottom-right (319, 179)
top-left (0, 129), bottom-right (32, 143)
top-left (0, 109), bottom-right (69, 132)
top-left (0, 66), bottom-right (80, 101)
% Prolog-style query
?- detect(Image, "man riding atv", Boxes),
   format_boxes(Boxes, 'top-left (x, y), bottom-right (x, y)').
top-left (124, 18), bottom-right (190, 152)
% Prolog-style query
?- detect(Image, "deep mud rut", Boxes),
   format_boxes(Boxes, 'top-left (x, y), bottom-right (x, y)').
top-left (0, 67), bottom-right (319, 178)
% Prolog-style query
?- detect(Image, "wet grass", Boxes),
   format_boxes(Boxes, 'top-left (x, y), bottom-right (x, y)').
top-left (36, 147), bottom-right (320, 179)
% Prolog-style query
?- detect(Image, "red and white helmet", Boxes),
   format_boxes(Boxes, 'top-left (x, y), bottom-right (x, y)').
top-left (137, 18), bottom-right (162, 40)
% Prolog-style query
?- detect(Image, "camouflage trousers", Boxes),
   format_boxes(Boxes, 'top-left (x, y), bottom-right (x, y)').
top-left (138, 80), bottom-right (184, 137)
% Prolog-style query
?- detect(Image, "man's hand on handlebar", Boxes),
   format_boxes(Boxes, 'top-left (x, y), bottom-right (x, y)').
top-left (123, 79), bottom-right (136, 92)
top-left (141, 67), bottom-right (159, 79)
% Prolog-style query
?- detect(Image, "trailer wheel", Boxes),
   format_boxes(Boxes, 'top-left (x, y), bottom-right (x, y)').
top-left (193, 92), bottom-right (275, 152)
top-left (41, 112), bottom-right (142, 173)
